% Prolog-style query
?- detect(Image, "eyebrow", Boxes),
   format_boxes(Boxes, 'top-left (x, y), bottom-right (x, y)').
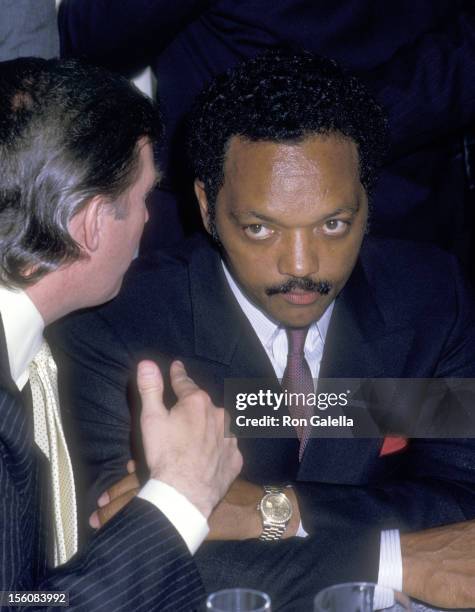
top-left (230, 204), bottom-right (360, 224)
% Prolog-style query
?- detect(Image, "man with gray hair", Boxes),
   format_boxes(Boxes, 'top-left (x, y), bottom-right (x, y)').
top-left (0, 57), bottom-right (242, 610)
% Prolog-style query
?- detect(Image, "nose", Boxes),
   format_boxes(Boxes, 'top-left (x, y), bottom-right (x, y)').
top-left (277, 230), bottom-right (319, 278)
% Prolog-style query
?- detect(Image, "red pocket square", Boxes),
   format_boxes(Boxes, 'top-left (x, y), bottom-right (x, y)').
top-left (379, 435), bottom-right (409, 457)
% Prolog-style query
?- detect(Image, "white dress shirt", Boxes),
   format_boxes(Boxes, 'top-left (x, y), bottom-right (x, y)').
top-left (222, 263), bottom-right (403, 595)
top-left (0, 286), bottom-right (208, 555)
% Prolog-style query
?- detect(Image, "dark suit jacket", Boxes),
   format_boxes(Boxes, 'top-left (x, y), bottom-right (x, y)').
top-left (51, 235), bottom-right (475, 608)
top-left (0, 319), bottom-right (204, 611)
top-left (59, 0), bottom-right (475, 266)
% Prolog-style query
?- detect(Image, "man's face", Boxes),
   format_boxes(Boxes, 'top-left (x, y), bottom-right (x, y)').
top-left (198, 134), bottom-right (368, 328)
top-left (95, 139), bottom-right (157, 301)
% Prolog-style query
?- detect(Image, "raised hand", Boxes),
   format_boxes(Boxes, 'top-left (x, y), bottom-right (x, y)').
top-left (138, 359), bottom-right (243, 518)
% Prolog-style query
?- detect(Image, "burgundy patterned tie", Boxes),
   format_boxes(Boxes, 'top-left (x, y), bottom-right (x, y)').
top-left (281, 327), bottom-right (314, 461)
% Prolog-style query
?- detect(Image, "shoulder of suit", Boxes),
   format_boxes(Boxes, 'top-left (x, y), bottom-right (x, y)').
top-left (360, 236), bottom-right (469, 321)
top-left (50, 236), bottom-right (215, 346)
top-left (361, 236), bottom-right (459, 283)
top-left (78, 235), bottom-right (215, 324)
top-left (124, 233), bottom-right (213, 286)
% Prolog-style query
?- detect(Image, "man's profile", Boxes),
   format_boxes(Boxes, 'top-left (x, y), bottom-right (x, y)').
top-left (0, 57), bottom-right (241, 610)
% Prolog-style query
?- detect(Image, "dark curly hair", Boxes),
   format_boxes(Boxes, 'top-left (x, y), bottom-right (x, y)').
top-left (188, 49), bottom-right (388, 233)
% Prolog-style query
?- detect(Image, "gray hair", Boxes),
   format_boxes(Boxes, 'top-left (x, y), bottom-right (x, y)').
top-left (0, 57), bottom-right (162, 287)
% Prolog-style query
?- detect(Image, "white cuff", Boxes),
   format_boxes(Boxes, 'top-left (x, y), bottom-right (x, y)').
top-left (374, 529), bottom-right (403, 609)
top-left (296, 520), bottom-right (308, 538)
top-left (138, 479), bottom-right (209, 555)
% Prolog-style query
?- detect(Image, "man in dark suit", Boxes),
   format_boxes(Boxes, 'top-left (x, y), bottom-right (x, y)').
top-left (53, 51), bottom-right (475, 609)
top-left (0, 57), bottom-right (242, 610)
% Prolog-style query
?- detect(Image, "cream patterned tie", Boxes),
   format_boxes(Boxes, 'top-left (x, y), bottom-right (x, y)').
top-left (29, 340), bottom-right (78, 566)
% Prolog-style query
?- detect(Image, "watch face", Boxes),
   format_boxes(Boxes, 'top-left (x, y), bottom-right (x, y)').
top-left (261, 493), bottom-right (292, 523)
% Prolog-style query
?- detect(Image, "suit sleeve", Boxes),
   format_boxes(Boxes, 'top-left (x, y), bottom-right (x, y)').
top-left (0, 389), bottom-right (204, 612)
top-left (193, 528), bottom-right (380, 610)
top-left (58, 0), bottom-right (212, 75)
top-left (38, 498), bottom-right (204, 611)
top-left (294, 438), bottom-right (475, 537)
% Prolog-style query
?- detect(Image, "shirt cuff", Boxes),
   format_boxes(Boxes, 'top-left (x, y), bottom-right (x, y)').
top-left (374, 529), bottom-right (403, 608)
top-left (296, 520), bottom-right (308, 538)
top-left (137, 479), bottom-right (209, 555)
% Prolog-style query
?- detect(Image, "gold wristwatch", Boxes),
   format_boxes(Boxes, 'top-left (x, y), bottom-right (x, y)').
top-left (257, 485), bottom-right (293, 541)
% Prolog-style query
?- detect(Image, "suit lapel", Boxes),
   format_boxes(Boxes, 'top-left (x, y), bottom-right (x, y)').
top-left (299, 255), bottom-right (415, 483)
top-left (319, 257), bottom-right (414, 380)
top-left (0, 314), bottom-right (21, 397)
top-left (189, 241), bottom-right (274, 374)
top-left (189, 243), bottom-right (300, 481)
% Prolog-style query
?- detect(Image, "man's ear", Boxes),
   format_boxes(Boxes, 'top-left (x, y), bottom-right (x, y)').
top-left (71, 196), bottom-right (106, 253)
top-left (194, 180), bottom-right (211, 234)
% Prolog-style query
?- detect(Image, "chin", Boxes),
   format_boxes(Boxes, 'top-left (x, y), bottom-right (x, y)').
top-left (268, 300), bottom-right (329, 328)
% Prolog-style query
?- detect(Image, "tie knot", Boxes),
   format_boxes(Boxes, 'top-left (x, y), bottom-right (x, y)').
top-left (286, 326), bottom-right (309, 355)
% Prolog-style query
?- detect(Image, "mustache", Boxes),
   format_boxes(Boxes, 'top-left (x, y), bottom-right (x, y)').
top-left (265, 278), bottom-right (332, 296)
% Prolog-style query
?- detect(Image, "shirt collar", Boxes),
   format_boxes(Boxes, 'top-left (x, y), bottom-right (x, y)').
top-left (222, 261), bottom-right (334, 348)
top-left (0, 286), bottom-right (44, 389)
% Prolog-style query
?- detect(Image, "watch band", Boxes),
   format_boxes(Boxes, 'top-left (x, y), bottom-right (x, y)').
top-left (260, 523), bottom-right (286, 541)
top-left (259, 485), bottom-right (291, 541)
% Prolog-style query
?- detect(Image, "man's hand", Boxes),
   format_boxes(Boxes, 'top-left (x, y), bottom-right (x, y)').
top-left (207, 478), bottom-right (300, 540)
top-left (89, 461), bottom-right (139, 529)
top-left (401, 519), bottom-right (475, 608)
top-left (138, 359), bottom-right (243, 519)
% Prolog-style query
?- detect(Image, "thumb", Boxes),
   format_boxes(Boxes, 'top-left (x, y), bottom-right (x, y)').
top-left (137, 360), bottom-right (166, 422)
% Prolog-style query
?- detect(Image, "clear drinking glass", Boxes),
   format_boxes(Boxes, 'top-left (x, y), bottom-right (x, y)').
top-left (314, 582), bottom-right (412, 612)
top-left (206, 588), bottom-right (272, 611)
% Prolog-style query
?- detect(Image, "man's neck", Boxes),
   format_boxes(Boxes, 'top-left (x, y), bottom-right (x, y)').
top-left (25, 267), bottom-right (79, 325)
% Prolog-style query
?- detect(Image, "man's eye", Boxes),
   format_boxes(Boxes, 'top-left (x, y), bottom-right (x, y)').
top-left (243, 224), bottom-right (274, 240)
top-left (322, 219), bottom-right (350, 236)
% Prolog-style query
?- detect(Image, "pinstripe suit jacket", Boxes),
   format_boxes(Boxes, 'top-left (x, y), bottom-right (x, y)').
top-left (0, 320), bottom-right (204, 611)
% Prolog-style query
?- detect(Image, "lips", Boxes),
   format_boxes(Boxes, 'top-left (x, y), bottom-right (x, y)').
top-left (280, 291), bottom-right (320, 305)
